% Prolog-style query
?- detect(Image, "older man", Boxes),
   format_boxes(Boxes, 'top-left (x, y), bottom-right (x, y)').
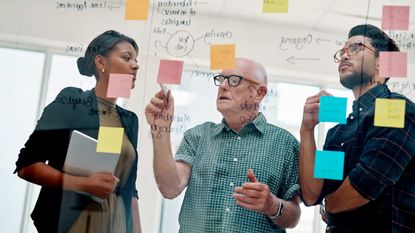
top-left (300, 24), bottom-right (415, 233)
top-left (145, 58), bottom-right (301, 232)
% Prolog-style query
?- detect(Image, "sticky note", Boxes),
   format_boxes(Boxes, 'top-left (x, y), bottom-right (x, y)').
top-left (374, 98), bottom-right (406, 128)
top-left (263, 0), bottom-right (289, 13)
top-left (125, 0), bottom-right (148, 20)
top-left (314, 150), bottom-right (345, 180)
top-left (157, 59), bottom-right (184, 84)
top-left (318, 96), bottom-right (348, 124)
top-left (107, 73), bottom-right (134, 98)
top-left (382, 6), bottom-right (410, 30)
top-left (96, 127), bottom-right (124, 153)
top-left (210, 44), bottom-right (236, 70)
top-left (379, 52), bottom-right (407, 78)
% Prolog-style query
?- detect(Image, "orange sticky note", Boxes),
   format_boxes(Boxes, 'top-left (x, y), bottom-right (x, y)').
top-left (379, 52), bottom-right (407, 78)
top-left (210, 44), bottom-right (236, 70)
top-left (263, 0), bottom-right (289, 13)
top-left (157, 59), bottom-right (184, 84)
top-left (125, 0), bottom-right (148, 20)
top-left (107, 73), bottom-right (134, 98)
top-left (382, 6), bottom-right (410, 30)
top-left (374, 98), bottom-right (406, 128)
top-left (96, 127), bottom-right (124, 153)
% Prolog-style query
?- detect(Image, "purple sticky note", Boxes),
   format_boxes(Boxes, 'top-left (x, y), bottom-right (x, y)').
top-left (379, 52), bottom-right (407, 78)
top-left (157, 59), bottom-right (184, 84)
top-left (107, 73), bottom-right (133, 98)
top-left (382, 6), bottom-right (410, 30)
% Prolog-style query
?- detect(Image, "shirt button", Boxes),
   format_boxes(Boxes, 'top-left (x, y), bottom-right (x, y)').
top-left (233, 158), bottom-right (238, 162)
top-left (236, 136), bottom-right (242, 140)
top-left (225, 208), bottom-right (230, 212)
top-left (230, 182), bottom-right (234, 187)
top-left (350, 116), bottom-right (354, 120)
top-left (341, 142), bottom-right (344, 146)
top-left (359, 107), bottom-right (363, 111)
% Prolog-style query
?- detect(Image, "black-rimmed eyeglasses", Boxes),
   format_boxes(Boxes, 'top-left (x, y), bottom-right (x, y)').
top-left (213, 74), bottom-right (260, 87)
top-left (333, 42), bottom-right (376, 63)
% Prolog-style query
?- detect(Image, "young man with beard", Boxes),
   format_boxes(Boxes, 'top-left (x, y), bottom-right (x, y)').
top-left (299, 24), bottom-right (415, 232)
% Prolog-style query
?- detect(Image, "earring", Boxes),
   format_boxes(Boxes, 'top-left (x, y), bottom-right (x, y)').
top-left (102, 68), bottom-right (105, 73)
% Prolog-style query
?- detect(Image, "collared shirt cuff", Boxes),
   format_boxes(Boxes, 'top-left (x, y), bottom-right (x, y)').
top-left (175, 154), bottom-right (195, 167)
top-left (282, 184), bottom-right (300, 200)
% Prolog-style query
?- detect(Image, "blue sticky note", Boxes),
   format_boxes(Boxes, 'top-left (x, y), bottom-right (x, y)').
top-left (319, 96), bottom-right (347, 124)
top-left (314, 150), bottom-right (345, 180)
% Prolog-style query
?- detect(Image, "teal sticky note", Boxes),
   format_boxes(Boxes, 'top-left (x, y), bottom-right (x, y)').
top-left (314, 150), bottom-right (345, 180)
top-left (319, 96), bottom-right (347, 124)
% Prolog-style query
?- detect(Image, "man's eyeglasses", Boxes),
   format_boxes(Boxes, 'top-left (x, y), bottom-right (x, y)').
top-left (213, 74), bottom-right (261, 87)
top-left (333, 42), bottom-right (376, 63)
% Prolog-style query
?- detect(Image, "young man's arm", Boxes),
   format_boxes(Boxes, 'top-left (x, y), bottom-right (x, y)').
top-left (299, 91), bottom-right (332, 205)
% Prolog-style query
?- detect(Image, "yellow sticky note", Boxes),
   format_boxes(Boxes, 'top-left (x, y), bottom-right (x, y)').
top-left (125, 0), bottom-right (148, 20)
top-left (96, 127), bottom-right (124, 153)
top-left (210, 44), bottom-right (236, 70)
top-left (374, 98), bottom-right (405, 128)
top-left (263, 0), bottom-right (289, 13)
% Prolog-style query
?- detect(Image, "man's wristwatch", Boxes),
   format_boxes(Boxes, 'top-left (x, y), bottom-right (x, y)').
top-left (269, 199), bottom-right (284, 220)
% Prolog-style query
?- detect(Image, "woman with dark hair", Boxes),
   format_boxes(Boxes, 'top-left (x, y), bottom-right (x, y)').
top-left (15, 30), bottom-right (141, 233)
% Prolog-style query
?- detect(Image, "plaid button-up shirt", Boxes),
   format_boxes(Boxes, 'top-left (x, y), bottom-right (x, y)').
top-left (175, 113), bottom-right (300, 233)
top-left (317, 84), bottom-right (415, 232)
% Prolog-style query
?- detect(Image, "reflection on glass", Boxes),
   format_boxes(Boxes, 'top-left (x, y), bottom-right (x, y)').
top-left (0, 47), bottom-right (45, 233)
top-left (262, 82), bottom-right (320, 140)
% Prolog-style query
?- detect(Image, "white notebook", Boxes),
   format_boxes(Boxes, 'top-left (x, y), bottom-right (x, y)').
top-left (64, 130), bottom-right (120, 202)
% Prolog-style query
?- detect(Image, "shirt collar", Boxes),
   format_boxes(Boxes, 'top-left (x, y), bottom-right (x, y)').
top-left (213, 112), bottom-right (267, 135)
top-left (352, 84), bottom-right (390, 113)
top-left (251, 112), bottom-right (267, 134)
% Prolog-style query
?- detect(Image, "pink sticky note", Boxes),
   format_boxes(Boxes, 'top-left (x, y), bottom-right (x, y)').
top-left (382, 6), bottom-right (410, 30)
top-left (107, 73), bottom-right (134, 98)
top-left (157, 59), bottom-right (184, 84)
top-left (379, 52), bottom-right (407, 78)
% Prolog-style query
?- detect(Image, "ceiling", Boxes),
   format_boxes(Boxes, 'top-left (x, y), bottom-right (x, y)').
top-left (1, 0), bottom-right (413, 44)
top-left (0, 0), bottom-right (414, 84)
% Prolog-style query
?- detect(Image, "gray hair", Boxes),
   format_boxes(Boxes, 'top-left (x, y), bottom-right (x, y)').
top-left (236, 58), bottom-right (268, 85)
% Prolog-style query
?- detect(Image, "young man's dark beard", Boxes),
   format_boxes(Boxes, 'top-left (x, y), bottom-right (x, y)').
top-left (340, 70), bottom-right (373, 89)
